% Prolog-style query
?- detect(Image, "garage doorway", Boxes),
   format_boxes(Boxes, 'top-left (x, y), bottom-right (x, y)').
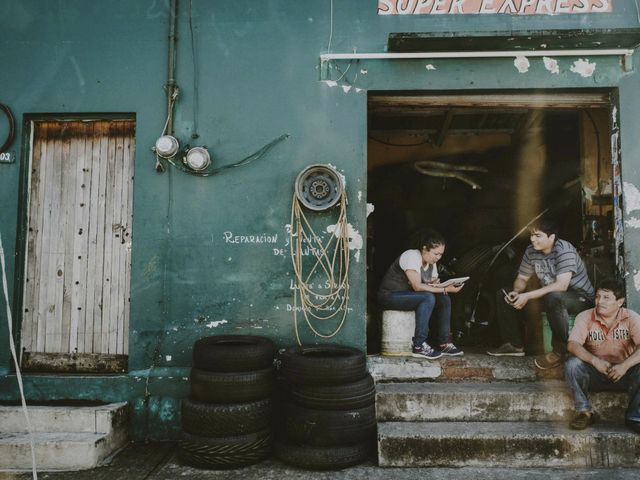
top-left (19, 118), bottom-right (135, 372)
top-left (366, 91), bottom-right (622, 353)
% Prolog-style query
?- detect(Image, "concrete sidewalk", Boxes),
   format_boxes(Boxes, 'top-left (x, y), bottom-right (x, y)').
top-left (0, 441), bottom-right (639, 480)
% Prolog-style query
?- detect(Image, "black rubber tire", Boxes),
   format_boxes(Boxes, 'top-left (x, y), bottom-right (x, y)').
top-left (181, 398), bottom-right (272, 437)
top-left (278, 344), bottom-right (367, 385)
top-left (178, 429), bottom-right (271, 469)
top-left (190, 367), bottom-right (274, 403)
top-left (273, 438), bottom-right (372, 471)
top-left (192, 335), bottom-right (276, 372)
top-left (281, 402), bottom-right (376, 447)
top-left (282, 373), bottom-right (376, 410)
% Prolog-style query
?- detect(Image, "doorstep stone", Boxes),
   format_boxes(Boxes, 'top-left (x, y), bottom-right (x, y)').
top-left (376, 381), bottom-right (627, 423)
top-left (378, 421), bottom-right (640, 468)
top-left (368, 353), bottom-right (538, 382)
top-left (0, 403), bottom-right (129, 471)
top-left (0, 402), bottom-right (128, 434)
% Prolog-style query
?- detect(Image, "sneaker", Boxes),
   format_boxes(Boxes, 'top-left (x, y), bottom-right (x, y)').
top-left (439, 343), bottom-right (464, 356)
top-left (487, 343), bottom-right (525, 357)
top-left (412, 342), bottom-right (443, 360)
top-left (534, 351), bottom-right (563, 370)
top-left (570, 411), bottom-right (597, 430)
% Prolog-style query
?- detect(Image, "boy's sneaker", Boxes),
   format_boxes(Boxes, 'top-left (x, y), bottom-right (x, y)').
top-left (534, 351), bottom-right (563, 370)
top-left (412, 342), bottom-right (442, 360)
top-left (487, 343), bottom-right (525, 357)
top-left (439, 342), bottom-right (464, 356)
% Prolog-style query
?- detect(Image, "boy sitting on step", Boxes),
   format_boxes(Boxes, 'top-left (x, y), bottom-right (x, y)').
top-left (565, 279), bottom-right (640, 432)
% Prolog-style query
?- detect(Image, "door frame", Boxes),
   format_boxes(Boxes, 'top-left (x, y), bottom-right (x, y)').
top-left (14, 113), bottom-right (136, 372)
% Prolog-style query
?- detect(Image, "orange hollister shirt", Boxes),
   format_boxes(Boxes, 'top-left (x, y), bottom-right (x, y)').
top-left (569, 307), bottom-right (640, 364)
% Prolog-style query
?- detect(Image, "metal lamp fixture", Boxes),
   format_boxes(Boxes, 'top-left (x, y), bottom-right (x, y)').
top-left (184, 146), bottom-right (211, 171)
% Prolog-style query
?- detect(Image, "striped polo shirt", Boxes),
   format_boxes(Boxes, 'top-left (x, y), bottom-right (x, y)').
top-left (518, 238), bottom-right (594, 299)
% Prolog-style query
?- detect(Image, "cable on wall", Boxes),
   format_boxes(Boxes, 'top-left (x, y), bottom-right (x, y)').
top-left (0, 103), bottom-right (16, 152)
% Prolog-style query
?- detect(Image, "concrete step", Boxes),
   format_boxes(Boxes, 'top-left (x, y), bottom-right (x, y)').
top-left (377, 421), bottom-right (640, 468)
top-left (376, 381), bottom-right (627, 422)
top-left (368, 352), bottom-right (560, 383)
top-left (0, 402), bottom-right (128, 433)
top-left (0, 403), bottom-right (129, 471)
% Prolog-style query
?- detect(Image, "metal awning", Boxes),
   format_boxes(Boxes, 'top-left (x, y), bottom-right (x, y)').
top-left (387, 28), bottom-right (640, 52)
top-left (319, 29), bottom-right (640, 77)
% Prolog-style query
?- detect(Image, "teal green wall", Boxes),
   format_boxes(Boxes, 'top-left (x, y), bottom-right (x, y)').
top-left (1, 0), bottom-right (640, 439)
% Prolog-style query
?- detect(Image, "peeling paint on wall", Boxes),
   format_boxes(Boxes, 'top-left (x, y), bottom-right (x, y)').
top-left (324, 80), bottom-right (338, 87)
top-left (634, 271), bottom-right (640, 292)
top-left (625, 218), bottom-right (640, 229)
top-left (543, 57), bottom-right (559, 74)
top-left (341, 85), bottom-right (352, 93)
top-left (623, 182), bottom-right (640, 215)
top-left (425, 64), bottom-right (436, 70)
top-left (514, 56), bottom-right (530, 73)
top-left (367, 203), bottom-right (375, 217)
top-left (327, 163), bottom-right (347, 188)
top-left (570, 59), bottom-right (596, 78)
top-left (204, 319), bottom-right (228, 328)
top-left (326, 223), bottom-right (363, 262)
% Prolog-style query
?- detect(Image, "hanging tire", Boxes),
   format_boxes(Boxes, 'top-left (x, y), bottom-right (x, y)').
top-left (273, 437), bottom-right (372, 471)
top-left (192, 335), bottom-right (276, 372)
top-left (181, 398), bottom-right (272, 437)
top-left (190, 367), bottom-right (274, 403)
top-left (282, 373), bottom-right (375, 410)
top-left (178, 429), bottom-right (271, 469)
top-left (281, 402), bottom-right (376, 447)
top-left (278, 345), bottom-right (367, 385)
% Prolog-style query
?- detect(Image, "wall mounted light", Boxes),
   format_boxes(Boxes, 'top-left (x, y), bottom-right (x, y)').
top-left (184, 146), bottom-right (211, 171)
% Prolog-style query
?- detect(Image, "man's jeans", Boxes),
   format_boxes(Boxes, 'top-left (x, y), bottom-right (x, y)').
top-left (564, 356), bottom-right (640, 422)
top-left (495, 289), bottom-right (592, 354)
top-left (378, 291), bottom-right (451, 348)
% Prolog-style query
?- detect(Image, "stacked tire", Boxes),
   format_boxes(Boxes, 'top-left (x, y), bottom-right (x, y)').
top-left (274, 344), bottom-right (376, 470)
top-left (178, 335), bottom-right (276, 469)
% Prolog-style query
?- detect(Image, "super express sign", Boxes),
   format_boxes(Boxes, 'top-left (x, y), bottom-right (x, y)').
top-left (378, 0), bottom-right (612, 14)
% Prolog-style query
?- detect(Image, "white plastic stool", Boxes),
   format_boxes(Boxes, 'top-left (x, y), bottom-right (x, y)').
top-left (381, 310), bottom-right (415, 356)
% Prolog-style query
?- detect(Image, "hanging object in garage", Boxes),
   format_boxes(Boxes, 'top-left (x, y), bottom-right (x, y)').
top-left (0, 103), bottom-right (16, 163)
top-left (290, 164), bottom-right (351, 345)
top-left (413, 159), bottom-right (488, 190)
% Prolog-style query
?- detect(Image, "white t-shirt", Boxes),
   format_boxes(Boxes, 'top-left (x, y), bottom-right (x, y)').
top-left (399, 249), bottom-right (438, 280)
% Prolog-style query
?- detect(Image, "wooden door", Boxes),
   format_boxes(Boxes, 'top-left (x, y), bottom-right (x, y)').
top-left (20, 119), bottom-right (135, 372)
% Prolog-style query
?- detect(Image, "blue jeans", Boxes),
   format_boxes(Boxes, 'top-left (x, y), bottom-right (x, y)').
top-left (378, 291), bottom-right (451, 348)
top-left (495, 289), bottom-right (592, 354)
top-left (564, 356), bottom-right (640, 422)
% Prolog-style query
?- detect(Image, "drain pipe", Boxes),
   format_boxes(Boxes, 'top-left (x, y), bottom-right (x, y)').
top-left (166, 0), bottom-right (179, 136)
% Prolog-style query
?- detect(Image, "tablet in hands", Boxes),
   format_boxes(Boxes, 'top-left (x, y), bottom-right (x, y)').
top-left (437, 276), bottom-right (470, 287)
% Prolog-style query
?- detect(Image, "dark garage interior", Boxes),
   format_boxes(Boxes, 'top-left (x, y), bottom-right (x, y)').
top-left (366, 90), bottom-right (621, 353)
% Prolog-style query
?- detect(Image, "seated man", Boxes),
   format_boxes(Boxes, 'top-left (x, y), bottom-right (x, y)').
top-left (565, 279), bottom-right (640, 432)
top-left (377, 230), bottom-right (464, 359)
top-left (487, 218), bottom-right (594, 369)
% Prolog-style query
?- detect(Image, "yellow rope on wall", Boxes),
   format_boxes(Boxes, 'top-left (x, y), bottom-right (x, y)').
top-left (289, 190), bottom-right (350, 345)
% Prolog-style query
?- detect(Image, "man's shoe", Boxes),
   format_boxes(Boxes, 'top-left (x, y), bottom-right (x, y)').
top-left (534, 351), bottom-right (563, 370)
top-left (412, 342), bottom-right (443, 360)
top-left (440, 342), bottom-right (464, 356)
top-left (570, 411), bottom-right (597, 430)
top-left (487, 343), bottom-right (525, 357)
top-left (625, 419), bottom-right (640, 434)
